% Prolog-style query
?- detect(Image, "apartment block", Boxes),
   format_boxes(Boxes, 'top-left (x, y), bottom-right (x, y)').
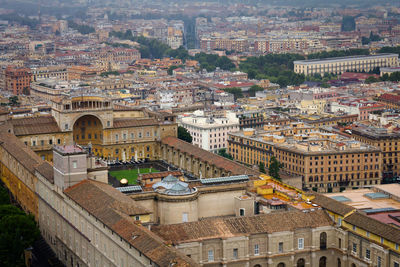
top-left (294, 53), bottom-right (399, 76)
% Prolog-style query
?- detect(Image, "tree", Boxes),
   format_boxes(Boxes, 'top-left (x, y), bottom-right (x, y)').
top-left (259, 162), bottom-right (266, 174)
top-left (167, 65), bottom-right (179, 75)
top-left (222, 87), bottom-right (243, 100)
top-left (365, 76), bottom-right (379, 84)
top-left (177, 126), bottom-right (192, 143)
top-left (268, 156), bottom-right (282, 181)
top-left (248, 85), bottom-right (264, 97)
top-left (217, 149), bottom-right (233, 160)
top-left (8, 96), bottom-right (19, 106)
top-left (0, 210), bottom-right (40, 267)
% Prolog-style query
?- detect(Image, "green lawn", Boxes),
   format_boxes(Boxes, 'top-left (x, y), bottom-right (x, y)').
top-left (109, 168), bottom-right (159, 184)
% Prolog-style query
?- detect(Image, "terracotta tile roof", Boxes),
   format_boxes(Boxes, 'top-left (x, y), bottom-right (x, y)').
top-left (64, 180), bottom-right (196, 267)
top-left (35, 161), bottom-right (54, 183)
top-left (345, 211), bottom-right (400, 244)
top-left (161, 136), bottom-right (259, 177)
top-left (0, 132), bottom-right (43, 174)
top-left (113, 118), bottom-right (159, 128)
top-left (152, 209), bottom-right (333, 244)
top-left (140, 171), bottom-right (183, 180)
top-left (311, 193), bottom-right (355, 216)
top-left (380, 93), bottom-right (400, 103)
top-left (10, 116), bottom-right (61, 136)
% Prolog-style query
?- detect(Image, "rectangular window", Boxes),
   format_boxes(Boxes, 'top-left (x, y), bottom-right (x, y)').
top-left (182, 213), bottom-right (188, 223)
top-left (123, 133), bottom-right (126, 140)
top-left (115, 134), bottom-right (119, 141)
top-left (208, 250), bottom-right (214, 262)
top-left (233, 248), bottom-right (238, 259)
top-left (352, 243), bottom-right (357, 253)
top-left (366, 248), bottom-right (370, 259)
top-left (338, 218), bottom-right (342, 226)
top-left (254, 244), bottom-right (259, 255)
top-left (72, 161), bottom-right (77, 168)
top-left (378, 256), bottom-right (381, 267)
top-left (278, 242), bottom-right (283, 253)
top-left (239, 208), bottom-right (245, 216)
top-left (298, 238), bottom-right (304, 249)
top-left (394, 262), bottom-right (399, 267)
top-left (338, 238), bottom-right (342, 249)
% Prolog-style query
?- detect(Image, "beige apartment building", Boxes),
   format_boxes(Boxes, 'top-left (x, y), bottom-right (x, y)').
top-left (294, 53), bottom-right (399, 76)
top-left (228, 123), bottom-right (382, 192)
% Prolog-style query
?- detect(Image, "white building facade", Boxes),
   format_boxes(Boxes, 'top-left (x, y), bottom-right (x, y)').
top-left (179, 110), bottom-right (240, 152)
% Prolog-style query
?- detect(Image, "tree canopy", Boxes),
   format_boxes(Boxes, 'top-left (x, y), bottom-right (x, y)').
top-left (268, 156), bottom-right (282, 181)
top-left (178, 126), bottom-right (192, 143)
top-left (217, 149), bottom-right (233, 160)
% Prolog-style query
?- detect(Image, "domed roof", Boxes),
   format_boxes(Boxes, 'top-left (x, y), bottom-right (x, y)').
top-left (163, 174), bottom-right (178, 183)
top-left (165, 182), bottom-right (191, 195)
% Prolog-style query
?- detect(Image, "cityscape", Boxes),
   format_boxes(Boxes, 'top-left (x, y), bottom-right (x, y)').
top-left (1, 0), bottom-right (400, 267)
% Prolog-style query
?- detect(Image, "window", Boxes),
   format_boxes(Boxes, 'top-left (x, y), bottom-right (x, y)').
top-left (377, 256), bottom-right (381, 267)
top-left (65, 123), bottom-right (68, 130)
top-left (352, 225), bottom-right (356, 231)
top-left (366, 248), bottom-right (370, 259)
top-left (278, 242), bottom-right (283, 253)
top-left (298, 238), bottom-right (304, 249)
top-left (182, 213), bottom-right (188, 222)
top-left (208, 250), bottom-right (214, 262)
top-left (57, 139), bottom-right (61, 144)
top-left (233, 248), bottom-right (238, 259)
top-left (352, 243), bottom-right (357, 253)
top-left (239, 208), bottom-right (245, 216)
top-left (394, 262), bottom-right (399, 267)
top-left (72, 161), bottom-right (77, 169)
top-left (115, 134), bottom-right (119, 141)
top-left (381, 237), bottom-right (384, 244)
top-left (338, 218), bottom-right (342, 226)
top-left (338, 238), bottom-right (342, 249)
top-left (396, 244), bottom-right (399, 250)
top-left (254, 244), bottom-right (259, 255)
top-left (32, 140), bottom-right (36, 146)
top-left (107, 121), bottom-right (110, 127)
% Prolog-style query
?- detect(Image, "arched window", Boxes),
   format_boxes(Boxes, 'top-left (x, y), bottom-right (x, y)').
top-left (297, 258), bottom-right (305, 267)
top-left (309, 176), bottom-right (313, 182)
top-left (319, 256), bottom-right (327, 267)
top-left (277, 263), bottom-right (285, 267)
top-left (351, 264), bottom-right (356, 267)
top-left (337, 258), bottom-right (341, 267)
top-left (320, 232), bottom-right (327, 249)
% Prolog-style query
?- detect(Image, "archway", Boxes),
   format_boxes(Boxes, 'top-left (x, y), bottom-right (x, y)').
top-left (297, 259), bottom-right (305, 267)
top-left (320, 232), bottom-right (327, 249)
top-left (319, 256), bottom-right (327, 267)
top-left (277, 263), bottom-right (285, 267)
top-left (73, 115), bottom-right (103, 155)
top-left (351, 264), bottom-right (356, 267)
top-left (337, 258), bottom-right (341, 267)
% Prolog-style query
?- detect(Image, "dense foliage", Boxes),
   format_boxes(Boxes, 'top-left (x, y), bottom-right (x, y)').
top-left (194, 52), bottom-right (236, 72)
top-left (178, 126), bottom-right (192, 143)
top-left (362, 32), bottom-right (382, 45)
top-left (68, 21), bottom-right (95, 35)
top-left (307, 49), bottom-right (370, 59)
top-left (0, 13), bottom-right (39, 28)
top-left (268, 156), bottom-right (283, 181)
top-left (217, 149), bottom-right (233, 160)
top-left (248, 85), bottom-right (264, 97)
top-left (0, 185), bottom-right (40, 267)
top-left (378, 46), bottom-right (400, 54)
top-left (110, 30), bottom-right (235, 71)
top-left (222, 87), bottom-right (244, 100)
top-left (239, 54), bottom-right (306, 87)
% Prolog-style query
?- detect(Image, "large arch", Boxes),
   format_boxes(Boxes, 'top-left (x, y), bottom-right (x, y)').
top-left (297, 259), bottom-right (305, 267)
top-left (277, 263), bottom-right (285, 267)
top-left (319, 256), bottom-right (327, 267)
top-left (73, 115), bottom-right (104, 149)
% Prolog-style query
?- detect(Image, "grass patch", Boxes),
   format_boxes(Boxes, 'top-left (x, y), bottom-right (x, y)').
top-left (109, 168), bottom-right (159, 184)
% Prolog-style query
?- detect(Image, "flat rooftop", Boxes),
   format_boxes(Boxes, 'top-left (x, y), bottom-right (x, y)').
top-left (374, 184), bottom-right (400, 199)
top-left (294, 53), bottom-right (399, 64)
top-left (326, 188), bottom-right (400, 211)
